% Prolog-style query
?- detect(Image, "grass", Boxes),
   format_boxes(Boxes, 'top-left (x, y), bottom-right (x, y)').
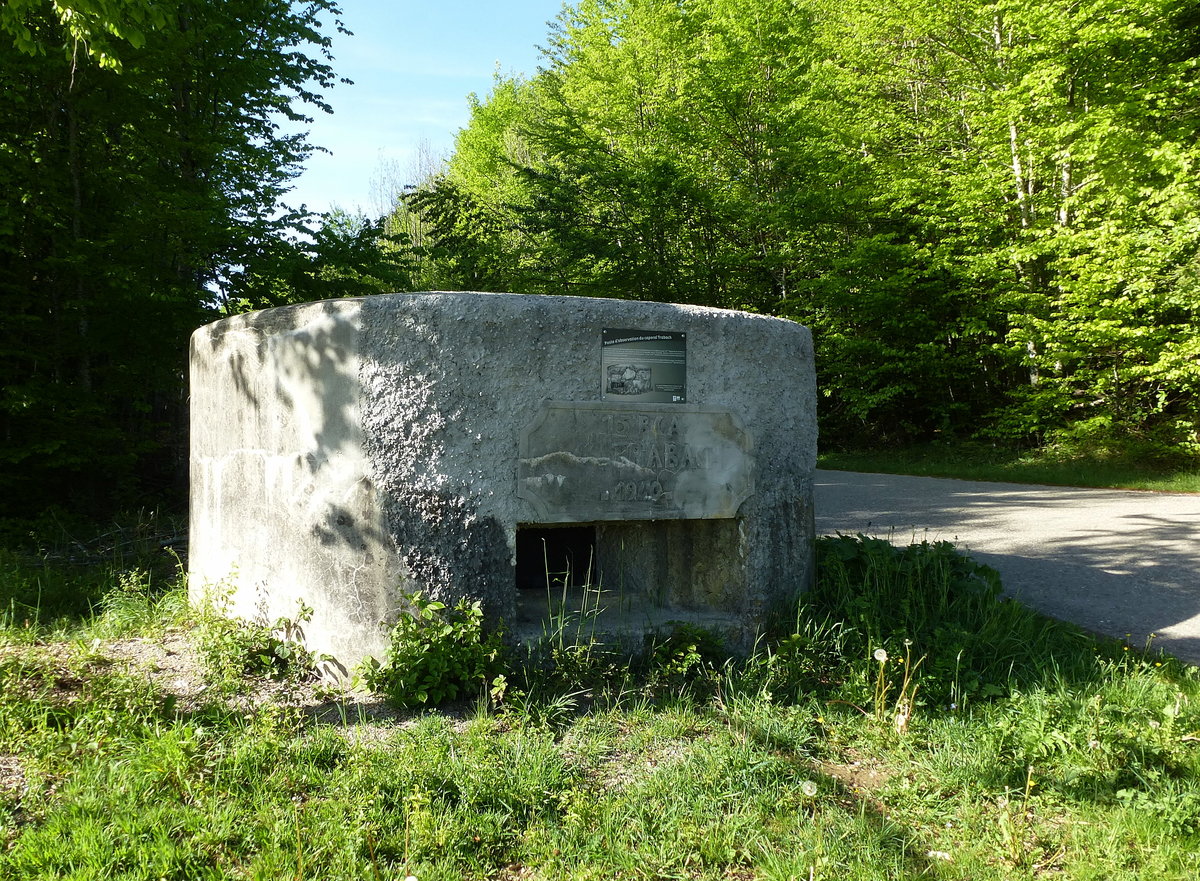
top-left (818, 443), bottom-right (1200, 493)
top-left (2, 531), bottom-right (1199, 879)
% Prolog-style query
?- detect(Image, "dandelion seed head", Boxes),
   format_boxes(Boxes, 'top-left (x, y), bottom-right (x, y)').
top-left (800, 780), bottom-right (818, 797)
top-left (873, 648), bottom-right (888, 662)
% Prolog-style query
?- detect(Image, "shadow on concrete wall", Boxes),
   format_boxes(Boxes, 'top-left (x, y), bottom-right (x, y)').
top-left (203, 300), bottom-right (356, 457)
top-left (200, 299), bottom-right (395, 559)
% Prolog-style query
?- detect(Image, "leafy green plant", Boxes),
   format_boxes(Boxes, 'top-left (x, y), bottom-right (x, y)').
top-left (196, 596), bottom-right (315, 689)
top-left (90, 566), bottom-right (189, 637)
top-left (737, 615), bottom-right (857, 706)
top-left (359, 592), bottom-right (504, 708)
top-left (642, 623), bottom-right (726, 695)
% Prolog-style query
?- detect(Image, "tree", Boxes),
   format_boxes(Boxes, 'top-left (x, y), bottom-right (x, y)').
top-left (413, 0), bottom-right (1200, 456)
top-left (0, 0), bottom-right (169, 70)
top-left (411, 0), bottom-right (1012, 443)
top-left (0, 1), bottom-right (349, 517)
top-left (221, 210), bottom-right (414, 311)
top-left (815, 0), bottom-right (1200, 454)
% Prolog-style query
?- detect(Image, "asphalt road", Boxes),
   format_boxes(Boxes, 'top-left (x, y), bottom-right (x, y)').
top-left (814, 470), bottom-right (1200, 664)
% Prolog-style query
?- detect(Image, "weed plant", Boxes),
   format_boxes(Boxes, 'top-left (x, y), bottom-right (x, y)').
top-left (0, 510), bottom-right (184, 637)
top-left (193, 598), bottom-right (316, 692)
top-left (358, 593), bottom-right (506, 708)
top-left (2, 533), bottom-right (1199, 879)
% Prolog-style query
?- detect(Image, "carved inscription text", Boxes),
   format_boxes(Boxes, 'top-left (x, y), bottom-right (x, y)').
top-left (518, 402), bottom-right (753, 522)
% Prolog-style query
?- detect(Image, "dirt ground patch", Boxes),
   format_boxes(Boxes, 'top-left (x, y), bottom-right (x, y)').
top-left (1, 628), bottom-right (467, 738)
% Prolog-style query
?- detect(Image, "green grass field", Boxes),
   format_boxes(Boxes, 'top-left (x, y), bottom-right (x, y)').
top-left (2, 528), bottom-right (1199, 879)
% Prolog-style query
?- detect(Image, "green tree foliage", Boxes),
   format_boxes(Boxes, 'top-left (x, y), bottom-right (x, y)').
top-left (817, 0), bottom-right (1200, 452)
top-left (406, 0), bottom-right (1200, 456)
top-left (220, 210), bottom-right (413, 312)
top-left (0, 1), bottom-right (369, 517)
top-left (406, 79), bottom-right (549, 292)
top-left (0, 0), bottom-right (169, 70)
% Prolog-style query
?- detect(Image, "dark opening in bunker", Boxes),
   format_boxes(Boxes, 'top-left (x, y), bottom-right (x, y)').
top-left (511, 520), bottom-right (746, 645)
top-left (515, 525), bottom-right (596, 591)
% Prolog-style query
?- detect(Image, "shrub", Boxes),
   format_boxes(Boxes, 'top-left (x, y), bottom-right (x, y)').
top-left (360, 593), bottom-right (505, 708)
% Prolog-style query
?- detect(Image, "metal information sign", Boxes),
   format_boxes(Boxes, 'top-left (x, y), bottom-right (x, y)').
top-left (601, 328), bottom-right (686, 403)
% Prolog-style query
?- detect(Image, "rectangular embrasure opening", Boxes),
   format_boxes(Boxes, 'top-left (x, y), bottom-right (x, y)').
top-left (511, 520), bottom-right (745, 645)
top-left (515, 525), bottom-right (596, 591)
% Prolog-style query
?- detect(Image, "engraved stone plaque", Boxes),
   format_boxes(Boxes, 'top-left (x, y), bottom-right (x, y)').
top-left (518, 401), bottom-right (753, 522)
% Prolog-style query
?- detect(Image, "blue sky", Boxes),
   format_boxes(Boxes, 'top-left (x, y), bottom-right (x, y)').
top-left (288, 0), bottom-right (565, 217)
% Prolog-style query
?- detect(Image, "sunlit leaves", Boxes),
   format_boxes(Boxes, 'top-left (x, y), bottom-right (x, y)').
top-left (409, 0), bottom-right (1200, 455)
top-left (0, 0), bottom-right (171, 69)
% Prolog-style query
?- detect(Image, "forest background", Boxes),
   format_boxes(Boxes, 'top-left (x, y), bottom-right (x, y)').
top-left (2, 0), bottom-right (1199, 522)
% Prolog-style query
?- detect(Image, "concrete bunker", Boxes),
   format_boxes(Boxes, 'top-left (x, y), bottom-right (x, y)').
top-left (189, 292), bottom-right (817, 674)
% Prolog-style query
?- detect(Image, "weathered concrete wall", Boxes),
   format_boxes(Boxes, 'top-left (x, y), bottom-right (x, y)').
top-left (190, 292), bottom-right (817, 672)
top-left (189, 300), bottom-right (398, 670)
